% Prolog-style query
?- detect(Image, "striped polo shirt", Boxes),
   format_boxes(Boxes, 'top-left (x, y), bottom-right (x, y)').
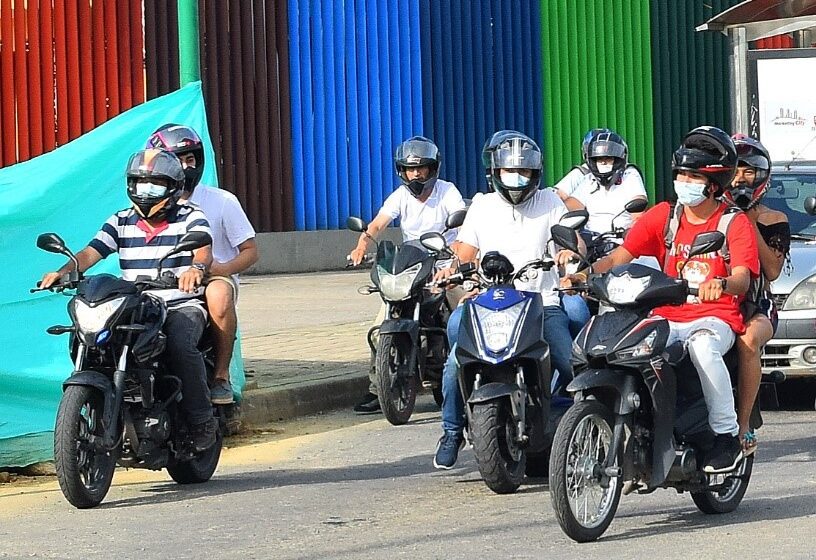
top-left (89, 204), bottom-right (211, 308)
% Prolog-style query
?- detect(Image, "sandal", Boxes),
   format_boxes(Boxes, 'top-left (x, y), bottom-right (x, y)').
top-left (742, 430), bottom-right (758, 456)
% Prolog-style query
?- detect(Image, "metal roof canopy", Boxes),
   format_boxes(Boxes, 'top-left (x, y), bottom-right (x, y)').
top-left (696, 0), bottom-right (816, 41)
top-left (697, 0), bottom-right (816, 136)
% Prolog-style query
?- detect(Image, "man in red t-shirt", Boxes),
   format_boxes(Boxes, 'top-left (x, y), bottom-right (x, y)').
top-left (565, 127), bottom-right (759, 474)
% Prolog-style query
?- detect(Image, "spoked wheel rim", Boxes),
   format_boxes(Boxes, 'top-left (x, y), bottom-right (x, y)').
top-left (75, 400), bottom-right (109, 492)
top-left (565, 413), bottom-right (619, 529)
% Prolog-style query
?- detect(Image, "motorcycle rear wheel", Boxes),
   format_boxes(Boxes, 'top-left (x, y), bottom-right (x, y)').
top-left (54, 385), bottom-right (117, 509)
top-left (470, 400), bottom-right (525, 494)
top-left (691, 454), bottom-right (753, 514)
top-left (376, 334), bottom-right (417, 425)
top-left (549, 400), bottom-right (622, 542)
top-left (167, 420), bottom-right (223, 484)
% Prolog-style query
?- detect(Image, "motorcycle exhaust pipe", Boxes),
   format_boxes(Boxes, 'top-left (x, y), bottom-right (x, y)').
top-left (667, 447), bottom-right (697, 480)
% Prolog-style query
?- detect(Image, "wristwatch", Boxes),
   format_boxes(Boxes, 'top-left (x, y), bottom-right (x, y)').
top-left (191, 262), bottom-right (207, 274)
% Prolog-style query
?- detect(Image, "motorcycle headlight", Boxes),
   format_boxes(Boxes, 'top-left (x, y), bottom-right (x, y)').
top-left (605, 273), bottom-right (651, 305)
top-left (378, 263), bottom-right (422, 301)
top-left (474, 301), bottom-right (527, 353)
top-left (614, 330), bottom-right (657, 361)
top-left (72, 296), bottom-right (127, 334)
top-left (784, 274), bottom-right (816, 310)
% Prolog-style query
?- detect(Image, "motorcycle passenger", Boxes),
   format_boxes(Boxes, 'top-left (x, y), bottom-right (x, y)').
top-left (39, 149), bottom-right (218, 452)
top-left (553, 128), bottom-right (601, 202)
top-left (432, 132), bottom-right (579, 469)
top-left (563, 126), bottom-right (759, 473)
top-left (726, 134), bottom-right (790, 455)
top-left (348, 136), bottom-right (467, 414)
top-left (148, 124), bottom-right (258, 405)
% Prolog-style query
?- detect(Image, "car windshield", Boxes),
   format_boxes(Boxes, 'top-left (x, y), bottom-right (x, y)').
top-left (763, 172), bottom-right (816, 236)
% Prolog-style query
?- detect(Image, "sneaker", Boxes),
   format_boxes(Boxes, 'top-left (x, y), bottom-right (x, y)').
top-left (210, 379), bottom-right (234, 405)
top-left (433, 432), bottom-right (464, 470)
top-left (703, 433), bottom-right (743, 473)
top-left (190, 417), bottom-right (218, 452)
top-left (353, 392), bottom-right (381, 414)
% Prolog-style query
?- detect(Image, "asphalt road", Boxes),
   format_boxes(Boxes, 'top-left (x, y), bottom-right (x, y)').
top-left (1, 400), bottom-right (814, 560)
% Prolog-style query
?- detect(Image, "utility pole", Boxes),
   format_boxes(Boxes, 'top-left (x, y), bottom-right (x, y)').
top-left (177, 0), bottom-right (200, 85)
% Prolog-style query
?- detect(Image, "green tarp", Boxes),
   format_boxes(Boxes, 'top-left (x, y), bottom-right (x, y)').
top-left (0, 82), bottom-right (244, 467)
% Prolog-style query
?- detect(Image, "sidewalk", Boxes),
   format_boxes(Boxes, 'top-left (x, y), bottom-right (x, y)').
top-left (236, 270), bottom-right (381, 425)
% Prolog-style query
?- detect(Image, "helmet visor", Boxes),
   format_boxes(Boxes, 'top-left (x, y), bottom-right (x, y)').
top-left (398, 140), bottom-right (438, 166)
top-left (491, 137), bottom-right (542, 170)
top-left (588, 139), bottom-right (626, 159)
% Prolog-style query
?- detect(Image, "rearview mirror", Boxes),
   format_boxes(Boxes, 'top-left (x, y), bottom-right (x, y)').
top-left (688, 231), bottom-right (725, 259)
top-left (171, 231), bottom-right (212, 254)
top-left (558, 210), bottom-right (589, 230)
top-left (624, 198), bottom-right (648, 214)
top-left (36, 233), bottom-right (68, 255)
top-left (420, 232), bottom-right (449, 254)
top-left (445, 209), bottom-right (467, 230)
top-left (346, 216), bottom-right (368, 233)
top-left (550, 224), bottom-right (580, 253)
top-left (805, 196), bottom-right (816, 216)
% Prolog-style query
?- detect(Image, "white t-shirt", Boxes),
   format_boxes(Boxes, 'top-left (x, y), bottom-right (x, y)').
top-left (572, 166), bottom-right (647, 233)
top-left (457, 189), bottom-right (566, 307)
top-left (378, 179), bottom-right (466, 245)
top-left (554, 165), bottom-right (590, 198)
top-left (189, 185), bottom-right (256, 283)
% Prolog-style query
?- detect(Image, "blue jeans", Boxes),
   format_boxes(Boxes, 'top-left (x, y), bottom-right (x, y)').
top-left (561, 293), bottom-right (590, 338)
top-left (441, 303), bottom-right (575, 435)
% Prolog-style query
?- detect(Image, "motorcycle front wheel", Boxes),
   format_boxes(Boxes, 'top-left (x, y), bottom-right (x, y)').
top-left (691, 454), bottom-right (753, 514)
top-left (54, 385), bottom-right (117, 509)
top-left (549, 400), bottom-right (622, 542)
top-left (470, 400), bottom-right (526, 494)
top-left (376, 333), bottom-right (417, 425)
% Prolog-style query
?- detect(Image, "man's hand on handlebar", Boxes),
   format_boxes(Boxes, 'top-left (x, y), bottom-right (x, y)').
top-left (178, 267), bottom-right (204, 293)
top-left (349, 247), bottom-right (367, 267)
top-left (696, 278), bottom-right (724, 302)
top-left (39, 271), bottom-right (63, 290)
top-left (555, 249), bottom-right (580, 268)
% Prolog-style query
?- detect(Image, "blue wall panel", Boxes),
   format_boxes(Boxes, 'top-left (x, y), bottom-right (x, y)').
top-left (288, 0), bottom-right (423, 230)
top-left (419, 0), bottom-right (543, 197)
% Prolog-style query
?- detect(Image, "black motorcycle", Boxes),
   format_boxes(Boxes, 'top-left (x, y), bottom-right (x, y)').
top-left (347, 210), bottom-right (466, 425)
top-left (579, 198), bottom-right (648, 264)
top-left (547, 226), bottom-right (757, 542)
top-left (32, 231), bottom-right (224, 509)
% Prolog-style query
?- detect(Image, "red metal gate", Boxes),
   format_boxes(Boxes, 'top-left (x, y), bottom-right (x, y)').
top-left (0, 0), bottom-right (145, 168)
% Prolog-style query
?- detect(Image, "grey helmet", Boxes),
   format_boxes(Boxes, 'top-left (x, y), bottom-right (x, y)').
top-left (394, 136), bottom-right (441, 197)
top-left (481, 130), bottom-right (518, 189)
top-left (586, 129), bottom-right (628, 188)
top-left (489, 132), bottom-right (542, 205)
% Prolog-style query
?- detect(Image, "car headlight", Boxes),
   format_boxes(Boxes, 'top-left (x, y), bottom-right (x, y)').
top-left (605, 273), bottom-right (651, 305)
top-left (378, 263), bottom-right (422, 301)
top-left (72, 296), bottom-right (127, 333)
top-left (474, 301), bottom-right (527, 353)
top-left (614, 330), bottom-right (657, 361)
top-left (784, 275), bottom-right (816, 310)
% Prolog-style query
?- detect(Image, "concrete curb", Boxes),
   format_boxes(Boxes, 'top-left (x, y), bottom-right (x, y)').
top-left (238, 373), bottom-right (369, 426)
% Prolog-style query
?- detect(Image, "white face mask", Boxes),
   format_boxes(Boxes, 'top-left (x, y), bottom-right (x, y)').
top-left (673, 179), bottom-right (707, 207)
top-left (499, 170), bottom-right (531, 188)
top-left (135, 182), bottom-right (168, 198)
top-left (596, 162), bottom-right (614, 174)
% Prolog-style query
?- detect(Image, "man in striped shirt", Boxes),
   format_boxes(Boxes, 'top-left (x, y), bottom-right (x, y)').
top-left (40, 149), bottom-right (218, 452)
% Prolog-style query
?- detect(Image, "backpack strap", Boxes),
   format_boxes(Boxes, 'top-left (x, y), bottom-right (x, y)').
top-left (572, 164), bottom-right (590, 176)
top-left (662, 202), bottom-right (683, 270)
top-left (662, 203), bottom-right (739, 274)
top-left (625, 163), bottom-right (644, 182)
top-left (715, 206), bottom-right (741, 273)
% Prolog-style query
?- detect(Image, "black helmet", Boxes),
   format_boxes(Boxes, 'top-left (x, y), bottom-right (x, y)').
top-left (581, 128), bottom-right (604, 162)
top-left (146, 124), bottom-right (205, 192)
top-left (489, 132), bottom-right (542, 205)
top-left (126, 149), bottom-right (186, 219)
top-left (481, 130), bottom-right (518, 188)
top-left (394, 136), bottom-right (441, 197)
top-left (671, 126), bottom-right (737, 197)
top-left (726, 133), bottom-right (771, 210)
top-left (586, 129), bottom-right (628, 187)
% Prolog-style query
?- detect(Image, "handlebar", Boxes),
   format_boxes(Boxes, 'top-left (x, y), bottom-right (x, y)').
top-left (345, 254), bottom-right (375, 268)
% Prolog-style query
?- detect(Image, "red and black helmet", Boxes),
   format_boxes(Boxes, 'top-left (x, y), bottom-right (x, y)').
top-left (671, 126), bottom-right (738, 196)
top-left (146, 124), bottom-right (205, 192)
top-left (725, 133), bottom-right (771, 210)
top-left (125, 149), bottom-right (186, 219)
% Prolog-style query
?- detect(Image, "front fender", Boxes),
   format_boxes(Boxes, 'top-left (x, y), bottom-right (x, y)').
top-left (467, 381), bottom-right (516, 405)
top-left (63, 370), bottom-right (116, 432)
top-left (567, 369), bottom-right (639, 414)
top-left (378, 318), bottom-right (420, 344)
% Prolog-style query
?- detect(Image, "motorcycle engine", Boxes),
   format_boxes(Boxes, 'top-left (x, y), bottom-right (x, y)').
top-left (134, 410), bottom-right (171, 443)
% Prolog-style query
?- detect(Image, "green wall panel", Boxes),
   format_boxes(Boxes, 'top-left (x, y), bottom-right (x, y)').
top-left (650, 0), bottom-right (740, 201)
top-left (541, 0), bottom-right (656, 199)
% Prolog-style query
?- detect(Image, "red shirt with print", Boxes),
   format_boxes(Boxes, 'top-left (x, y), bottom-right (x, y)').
top-left (622, 201), bottom-right (759, 334)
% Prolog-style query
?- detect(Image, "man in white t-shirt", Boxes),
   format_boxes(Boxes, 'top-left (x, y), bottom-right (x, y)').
top-left (148, 124), bottom-right (258, 405)
top-left (554, 128), bottom-right (600, 201)
top-left (431, 132), bottom-right (580, 469)
top-left (348, 136), bottom-right (466, 413)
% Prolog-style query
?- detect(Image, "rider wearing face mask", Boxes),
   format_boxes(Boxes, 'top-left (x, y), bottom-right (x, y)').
top-left (348, 136), bottom-right (466, 414)
top-left (563, 126), bottom-right (760, 474)
top-left (725, 134), bottom-right (789, 455)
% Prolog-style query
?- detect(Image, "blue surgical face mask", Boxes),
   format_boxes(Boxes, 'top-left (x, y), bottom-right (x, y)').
top-left (673, 179), bottom-right (707, 207)
top-left (499, 170), bottom-right (532, 188)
